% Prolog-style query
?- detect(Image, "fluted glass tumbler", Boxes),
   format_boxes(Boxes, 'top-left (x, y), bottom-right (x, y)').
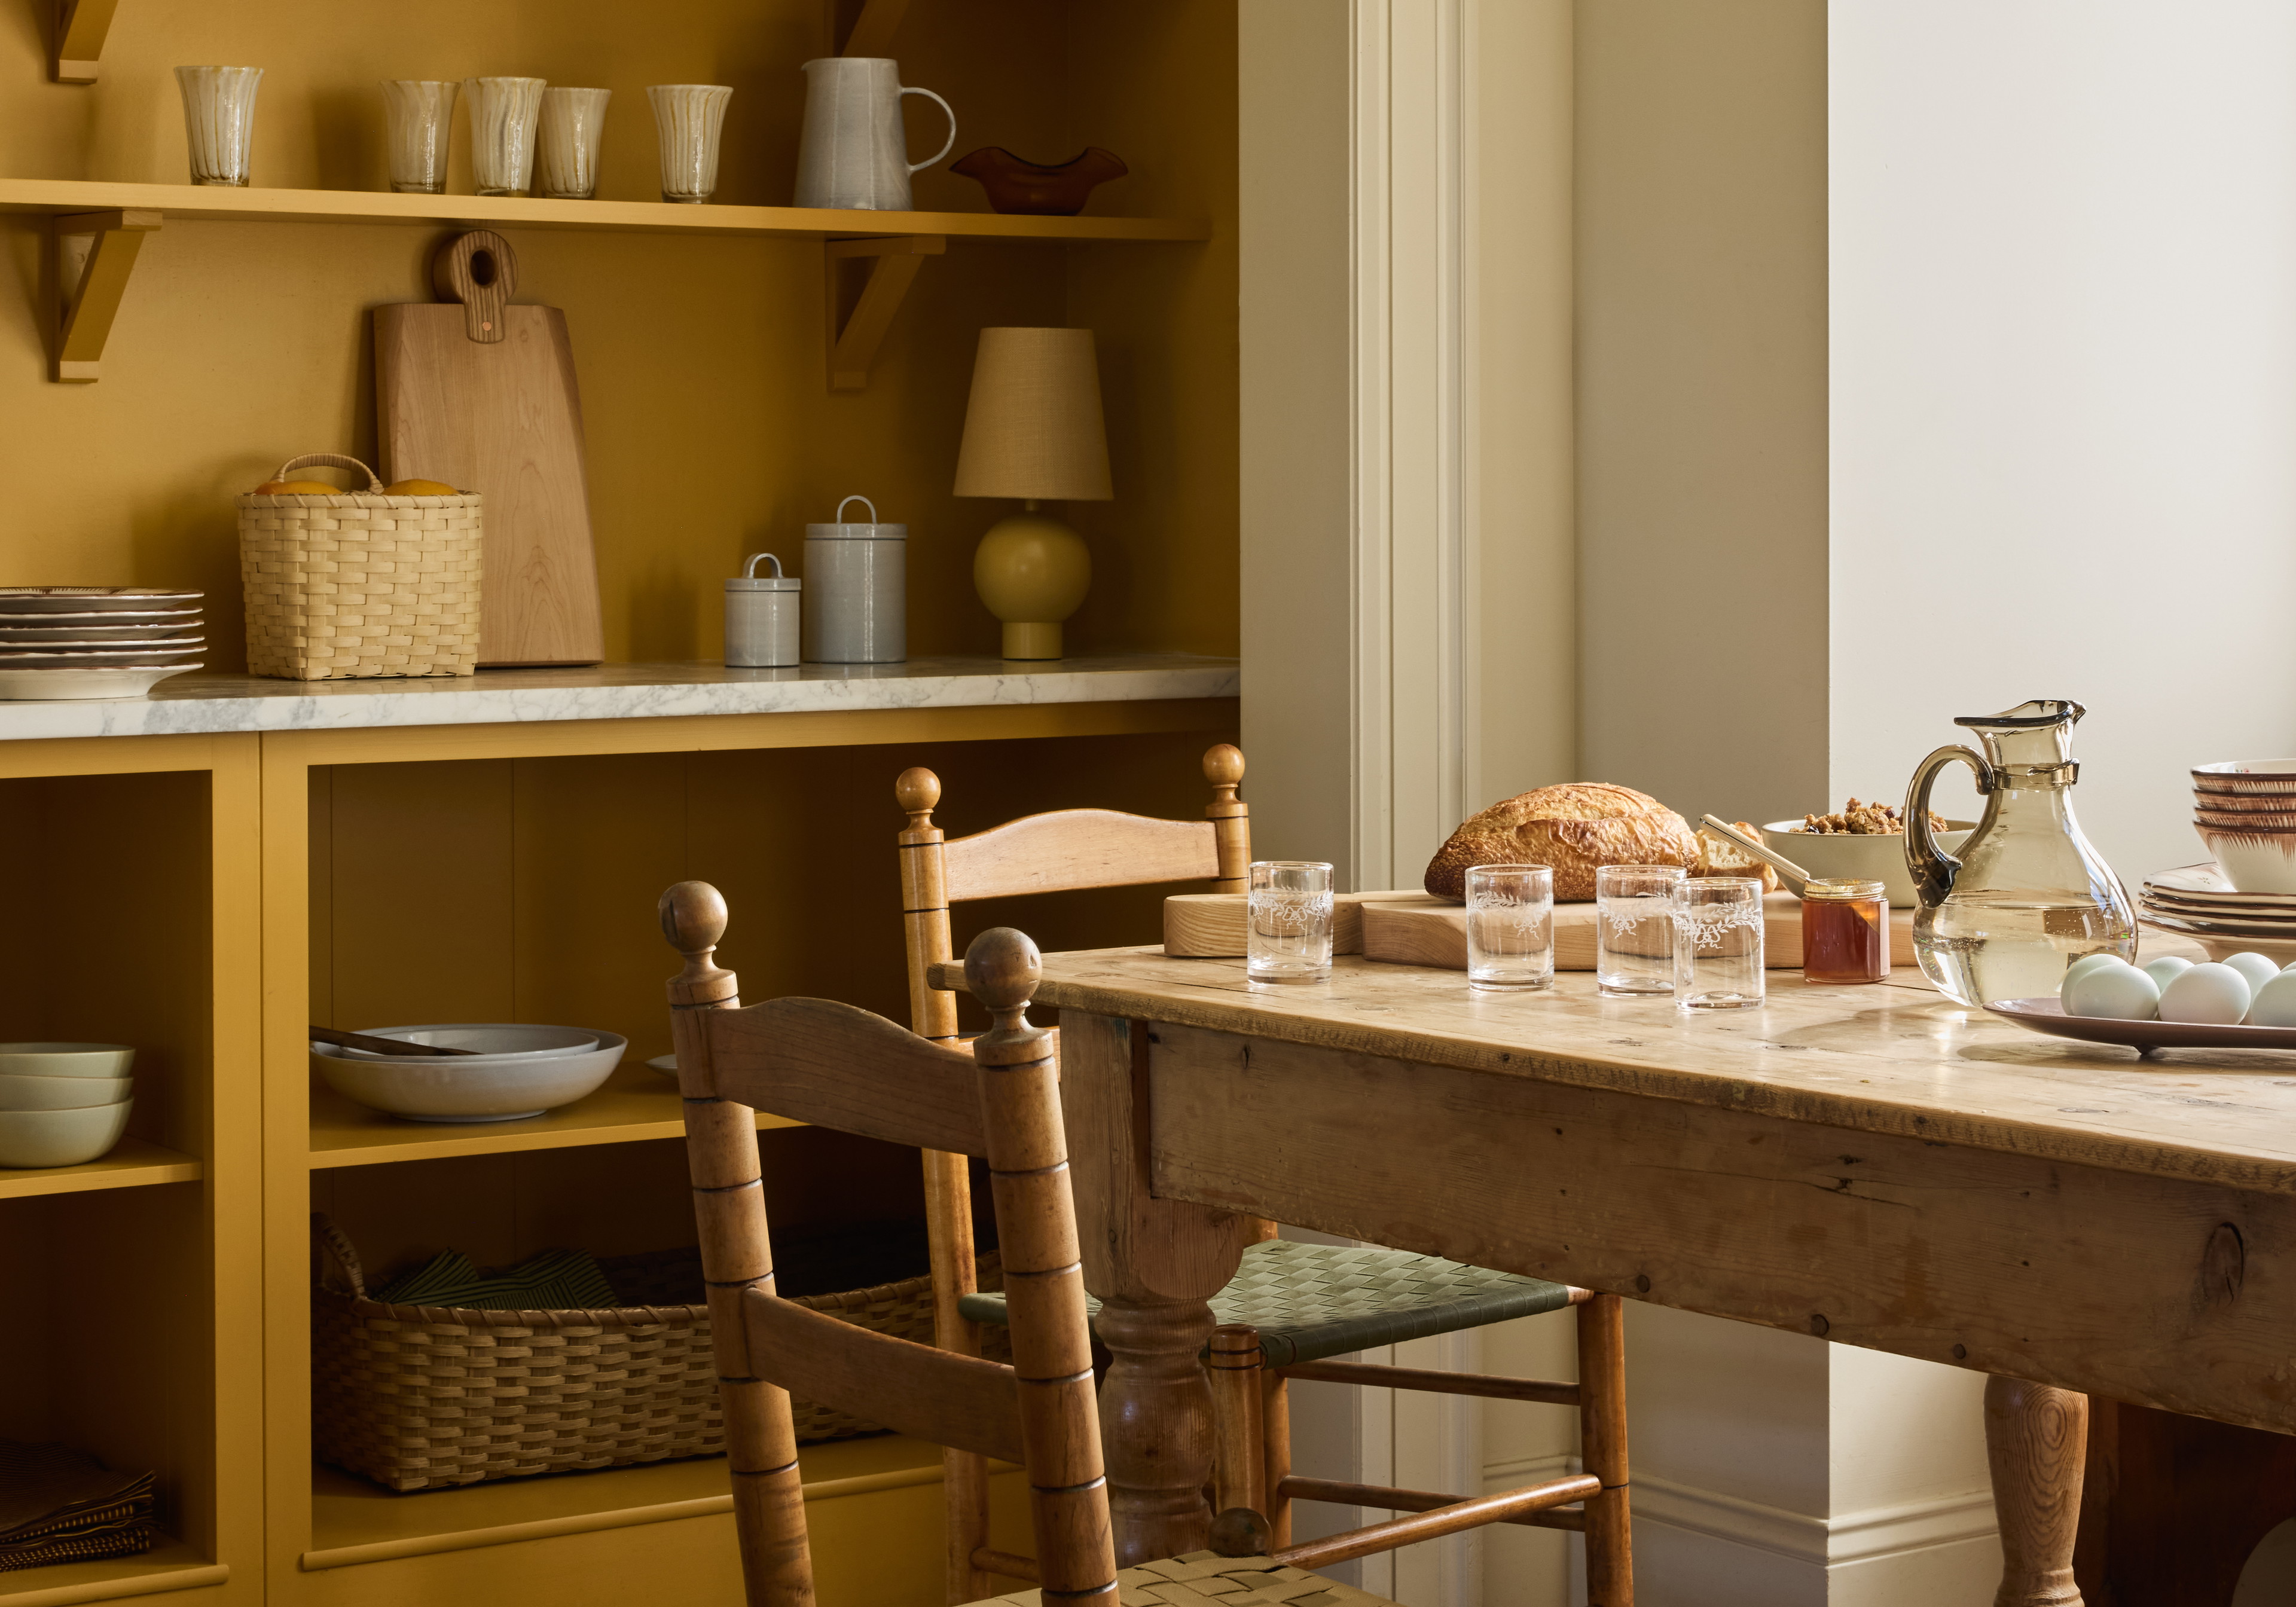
top-left (1465, 864), bottom-right (1555, 992)
top-left (176, 66), bottom-right (263, 187)
top-left (1596, 864), bottom-right (1685, 995)
top-left (1674, 876), bottom-right (1766, 1010)
top-left (648, 84), bottom-right (734, 203)
top-left (381, 80), bottom-right (457, 194)
top-left (1248, 860), bottom-right (1333, 985)
top-left (465, 76), bottom-right (546, 196)
top-left (536, 87), bottom-right (611, 200)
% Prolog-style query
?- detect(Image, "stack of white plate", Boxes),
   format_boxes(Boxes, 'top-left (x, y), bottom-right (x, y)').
top-left (2138, 863), bottom-right (2296, 963)
top-left (0, 588), bottom-right (204, 700)
top-left (0, 1043), bottom-right (135, 1169)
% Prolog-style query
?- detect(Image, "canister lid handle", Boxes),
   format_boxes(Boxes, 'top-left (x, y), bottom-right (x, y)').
top-left (835, 494), bottom-right (879, 526)
top-left (743, 552), bottom-right (786, 579)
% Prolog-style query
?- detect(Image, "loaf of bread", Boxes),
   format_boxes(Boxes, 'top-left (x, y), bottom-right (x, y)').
top-left (1424, 783), bottom-right (1700, 902)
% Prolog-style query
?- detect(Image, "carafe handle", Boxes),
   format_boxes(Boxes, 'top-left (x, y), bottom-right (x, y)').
top-left (1905, 744), bottom-right (1993, 909)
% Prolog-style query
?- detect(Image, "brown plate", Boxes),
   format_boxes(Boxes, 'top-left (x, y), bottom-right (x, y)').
top-left (2144, 864), bottom-right (2296, 903)
top-left (1986, 997), bottom-right (2296, 1054)
top-left (2140, 908), bottom-right (2296, 940)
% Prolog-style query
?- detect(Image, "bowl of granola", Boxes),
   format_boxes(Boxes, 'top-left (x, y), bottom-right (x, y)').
top-left (1763, 801), bottom-right (1974, 909)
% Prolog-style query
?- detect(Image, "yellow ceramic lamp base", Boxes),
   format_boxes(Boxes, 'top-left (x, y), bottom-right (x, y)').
top-left (973, 510), bottom-right (1091, 661)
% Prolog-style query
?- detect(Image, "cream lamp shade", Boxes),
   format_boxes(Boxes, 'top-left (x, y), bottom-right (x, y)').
top-left (952, 327), bottom-right (1113, 502)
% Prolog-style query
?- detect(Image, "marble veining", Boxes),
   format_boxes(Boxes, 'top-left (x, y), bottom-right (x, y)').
top-left (0, 655), bottom-right (1239, 741)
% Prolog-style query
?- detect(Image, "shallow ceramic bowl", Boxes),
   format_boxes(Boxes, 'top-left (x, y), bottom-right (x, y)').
top-left (2194, 760), bottom-right (2296, 797)
top-left (312, 1031), bottom-right (625, 1122)
top-left (0, 1100), bottom-right (132, 1168)
top-left (1763, 820), bottom-right (1975, 909)
top-left (0, 1074), bottom-right (129, 1110)
top-left (2198, 826), bottom-right (2296, 896)
top-left (0, 1042), bottom-right (135, 1079)
top-left (2192, 789), bottom-right (2296, 813)
top-left (2196, 810), bottom-right (2296, 831)
top-left (0, 664), bottom-right (199, 701)
top-left (337, 1024), bottom-right (599, 1061)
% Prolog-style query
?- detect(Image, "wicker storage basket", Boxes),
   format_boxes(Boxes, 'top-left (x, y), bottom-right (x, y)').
top-left (237, 453), bottom-right (483, 680)
top-left (311, 1216), bottom-right (1006, 1492)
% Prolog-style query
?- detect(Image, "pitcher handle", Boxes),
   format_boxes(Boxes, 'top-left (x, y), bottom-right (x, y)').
top-left (900, 87), bottom-right (957, 174)
top-left (1905, 744), bottom-right (1993, 910)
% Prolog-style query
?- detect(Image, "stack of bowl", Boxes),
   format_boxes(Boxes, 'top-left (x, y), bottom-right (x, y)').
top-left (0, 1043), bottom-right (136, 1169)
top-left (311, 1024), bottom-right (626, 1123)
top-left (2193, 762), bottom-right (2296, 896)
top-left (0, 588), bottom-right (204, 701)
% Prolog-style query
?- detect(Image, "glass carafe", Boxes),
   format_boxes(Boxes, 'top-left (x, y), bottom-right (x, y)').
top-left (1904, 699), bottom-right (2135, 1006)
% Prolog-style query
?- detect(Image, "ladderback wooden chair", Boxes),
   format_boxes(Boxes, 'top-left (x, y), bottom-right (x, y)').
top-left (896, 753), bottom-right (1636, 1605)
top-left (661, 888), bottom-right (1602, 1605)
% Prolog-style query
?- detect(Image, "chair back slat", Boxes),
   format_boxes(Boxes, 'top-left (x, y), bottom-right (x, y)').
top-left (942, 808), bottom-right (1219, 902)
top-left (740, 1294), bottom-right (1023, 1464)
top-left (705, 997), bottom-right (985, 1158)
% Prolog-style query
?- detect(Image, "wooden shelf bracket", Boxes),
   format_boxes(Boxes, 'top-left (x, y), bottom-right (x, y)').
top-left (51, 0), bottom-right (121, 83)
top-left (51, 208), bottom-right (160, 383)
top-left (825, 234), bottom-right (944, 392)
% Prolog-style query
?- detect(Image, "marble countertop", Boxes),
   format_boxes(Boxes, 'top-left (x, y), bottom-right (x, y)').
top-left (0, 655), bottom-right (1240, 740)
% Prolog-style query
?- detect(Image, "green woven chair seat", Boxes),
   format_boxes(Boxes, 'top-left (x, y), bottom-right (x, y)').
top-left (955, 1238), bottom-right (1571, 1368)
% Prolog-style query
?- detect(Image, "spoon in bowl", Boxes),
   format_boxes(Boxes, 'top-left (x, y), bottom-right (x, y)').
top-left (1699, 815), bottom-right (1814, 899)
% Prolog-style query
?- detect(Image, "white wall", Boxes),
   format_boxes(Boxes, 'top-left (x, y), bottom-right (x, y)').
top-left (1830, 0), bottom-right (2296, 877)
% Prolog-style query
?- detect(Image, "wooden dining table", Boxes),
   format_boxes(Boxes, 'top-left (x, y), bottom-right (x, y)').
top-left (935, 937), bottom-right (2296, 1607)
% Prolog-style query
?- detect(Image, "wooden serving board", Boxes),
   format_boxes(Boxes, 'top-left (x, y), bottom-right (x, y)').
top-left (375, 233), bottom-right (604, 666)
top-left (1163, 891), bottom-right (1392, 957)
top-left (1358, 892), bottom-right (1918, 972)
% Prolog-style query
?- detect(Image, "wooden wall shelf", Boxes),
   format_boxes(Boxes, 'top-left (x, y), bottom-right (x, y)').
top-left (0, 1136), bottom-right (200, 1200)
top-left (0, 179), bottom-right (1211, 243)
top-left (0, 1536), bottom-right (225, 1605)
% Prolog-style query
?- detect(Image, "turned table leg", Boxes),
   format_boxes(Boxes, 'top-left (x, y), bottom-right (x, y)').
top-left (1986, 1375), bottom-right (2088, 1607)
top-left (1095, 1297), bottom-right (1221, 1563)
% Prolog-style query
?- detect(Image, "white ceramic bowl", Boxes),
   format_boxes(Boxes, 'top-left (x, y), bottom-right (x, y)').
top-left (0, 1073), bottom-right (129, 1110)
top-left (0, 1042), bottom-right (135, 1079)
top-left (312, 1029), bottom-right (625, 1122)
top-left (2195, 760), bottom-right (2296, 796)
top-left (0, 664), bottom-right (199, 701)
top-left (2198, 825), bottom-right (2296, 896)
top-left (0, 1100), bottom-right (132, 1168)
top-left (337, 1024), bottom-right (600, 1061)
top-left (1761, 820), bottom-right (1975, 909)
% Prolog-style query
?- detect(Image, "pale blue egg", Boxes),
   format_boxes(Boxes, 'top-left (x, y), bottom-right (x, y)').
top-left (2062, 961), bottom-right (2158, 1022)
top-left (2223, 952), bottom-right (2280, 995)
top-left (2062, 954), bottom-right (2125, 994)
top-left (2142, 955), bottom-right (2194, 991)
top-left (2252, 970), bottom-right (2296, 1028)
top-left (2159, 963), bottom-right (2251, 1025)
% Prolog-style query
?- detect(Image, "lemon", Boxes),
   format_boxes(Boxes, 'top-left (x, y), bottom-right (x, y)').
top-left (385, 478), bottom-right (460, 497)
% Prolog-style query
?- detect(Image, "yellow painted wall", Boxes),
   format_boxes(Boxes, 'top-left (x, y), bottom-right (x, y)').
top-left (0, 0), bottom-right (1238, 667)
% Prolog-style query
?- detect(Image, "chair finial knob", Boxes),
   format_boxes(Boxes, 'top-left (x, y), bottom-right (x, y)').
top-left (1204, 744), bottom-right (1244, 789)
top-left (964, 927), bottom-right (1040, 1012)
top-left (895, 766), bottom-right (942, 817)
top-left (660, 881), bottom-right (727, 956)
top-left (1208, 1507), bottom-right (1272, 1558)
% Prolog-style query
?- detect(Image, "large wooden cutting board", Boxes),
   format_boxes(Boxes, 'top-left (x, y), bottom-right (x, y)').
top-left (1359, 892), bottom-right (1918, 971)
top-left (375, 236), bottom-right (604, 667)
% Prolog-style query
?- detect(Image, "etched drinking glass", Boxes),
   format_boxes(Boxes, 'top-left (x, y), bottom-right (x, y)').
top-left (648, 84), bottom-right (734, 203)
top-left (1248, 860), bottom-right (1334, 984)
top-left (536, 87), bottom-right (612, 200)
top-left (1673, 876), bottom-right (1766, 1010)
top-left (176, 66), bottom-right (264, 187)
top-left (465, 77), bottom-right (547, 197)
top-left (1596, 864), bottom-right (1684, 995)
top-left (1465, 864), bottom-right (1555, 993)
top-left (381, 80), bottom-right (457, 194)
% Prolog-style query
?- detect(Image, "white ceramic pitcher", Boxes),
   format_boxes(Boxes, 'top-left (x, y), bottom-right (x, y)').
top-left (793, 57), bottom-right (955, 210)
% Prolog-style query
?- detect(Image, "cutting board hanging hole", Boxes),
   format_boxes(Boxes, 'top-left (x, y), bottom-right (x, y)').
top-left (431, 230), bottom-right (518, 344)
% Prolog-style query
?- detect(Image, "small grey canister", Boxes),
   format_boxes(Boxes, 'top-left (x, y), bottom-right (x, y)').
top-left (725, 552), bottom-right (800, 667)
top-left (804, 495), bottom-right (906, 664)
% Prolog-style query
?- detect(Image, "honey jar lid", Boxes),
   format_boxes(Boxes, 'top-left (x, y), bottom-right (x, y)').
top-left (1804, 877), bottom-right (1888, 900)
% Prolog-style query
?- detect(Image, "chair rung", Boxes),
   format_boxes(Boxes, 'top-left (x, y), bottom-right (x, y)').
top-left (1278, 1359), bottom-right (1580, 1406)
top-left (1270, 1474), bottom-right (1602, 1568)
top-left (1277, 1475), bottom-right (1588, 1530)
top-left (972, 1546), bottom-right (1040, 1583)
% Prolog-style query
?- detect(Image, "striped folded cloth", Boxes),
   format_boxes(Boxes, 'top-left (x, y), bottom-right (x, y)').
top-left (372, 1245), bottom-right (619, 1312)
top-left (0, 1441), bottom-right (157, 1573)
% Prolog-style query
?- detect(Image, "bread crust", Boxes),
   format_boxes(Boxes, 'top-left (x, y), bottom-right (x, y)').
top-left (1424, 784), bottom-right (1699, 902)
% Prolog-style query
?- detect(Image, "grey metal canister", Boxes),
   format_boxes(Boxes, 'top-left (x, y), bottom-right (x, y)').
top-left (725, 552), bottom-right (801, 667)
top-left (804, 495), bottom-right (906, 664)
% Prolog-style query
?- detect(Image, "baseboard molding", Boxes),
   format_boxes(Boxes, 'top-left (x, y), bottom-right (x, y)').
top-left (1482, 1455), bottom-right (1998, 1569)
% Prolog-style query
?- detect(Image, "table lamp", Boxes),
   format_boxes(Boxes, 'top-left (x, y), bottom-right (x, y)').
top-left (953, 326), bottom-right (1112, 660)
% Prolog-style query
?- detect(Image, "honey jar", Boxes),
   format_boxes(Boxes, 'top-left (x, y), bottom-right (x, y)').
top-left (1802, 878), bottom-right (1889, 983)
